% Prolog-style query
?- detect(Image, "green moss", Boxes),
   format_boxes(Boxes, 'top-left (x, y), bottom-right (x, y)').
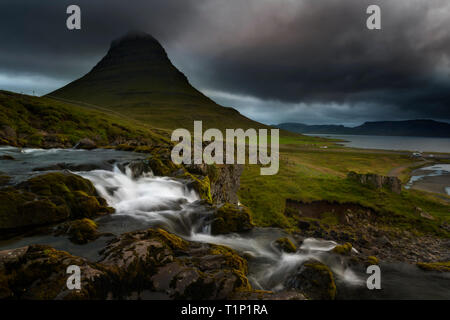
top-left (332, 242), bottom-right (353, 255)
top-left (417, 261), bottom-right (450, 272)
top-left (209, 244), bottom-right (248, 274)
top-left (57, 218), bottom-right (100, 244)
top-left (0, 172), bottom-right (113, 231)
top-left (303, 262), bottom-right (337, 300)
top-left (274, 237), bottom-right (297, 253)
top-left (211, 203), bottom-right (254, 235)
top-left (153, 228), bottom-right (188, 250)
top-left (367, 256), bottom-right (379, 265)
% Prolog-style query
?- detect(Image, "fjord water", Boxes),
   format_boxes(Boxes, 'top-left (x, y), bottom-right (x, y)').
top-left (1, 147), bottom-right (449, 299)
top-left (306, 134), bottom-right (450, 153)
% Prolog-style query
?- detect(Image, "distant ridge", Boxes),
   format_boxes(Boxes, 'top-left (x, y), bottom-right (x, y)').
top-left (275, 119), bottom-right (450, 137)
top-left (48, 31), bottom-right (268, 131)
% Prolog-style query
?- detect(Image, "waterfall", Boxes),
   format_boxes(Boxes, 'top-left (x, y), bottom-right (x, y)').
top-left (78, 165), bottom-right (363, 291)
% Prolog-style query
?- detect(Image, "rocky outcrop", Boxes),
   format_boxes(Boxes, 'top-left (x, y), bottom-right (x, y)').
top-left (99, 228), bottom-right (252, 299)
top-left (347, 171), bottom-right (402, 193)
top-left (0, 228), bottom-right (259, 300)
top-left (0, 245), bottom-right (110, 299)
top-left (0, 172), bottom-right (114, 231)
top-left (210, 203), bottom-right (254, 235)
top-left (285, 259), bottom-right (336, 300)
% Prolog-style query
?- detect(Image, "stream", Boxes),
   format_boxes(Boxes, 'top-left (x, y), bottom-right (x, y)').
top-left (0, 146), bottom-right (449, 299)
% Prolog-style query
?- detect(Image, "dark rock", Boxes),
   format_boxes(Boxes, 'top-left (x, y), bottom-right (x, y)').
top-left (75, 138), bottom-right (97, 150)
top-left (117, 160), bottom-right (153, 179)
top-left (285, 259), bottom-right (336, 300)
top-left (0, 245), bottom-right (111, 299)
top-left (98, 228), bottom-right (252, 299)
top-left (0, 155), bottom-right (14, 160)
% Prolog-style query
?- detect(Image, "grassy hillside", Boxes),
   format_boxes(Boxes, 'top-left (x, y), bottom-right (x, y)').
top-left (0, 90), bottom-right (169, 148)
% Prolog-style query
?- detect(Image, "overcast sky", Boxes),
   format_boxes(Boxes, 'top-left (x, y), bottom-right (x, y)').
top-left (1, 0), bottom-right (449, 126)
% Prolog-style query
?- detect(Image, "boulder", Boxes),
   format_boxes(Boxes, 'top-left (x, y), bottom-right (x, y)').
top-left (0, 245), bottom-right (110, 299)
top-left (210, 203), bottom-right (254, 235)
top-left (75, 138), bottom-right (96, 150)
top-left (98, 228), bottom-right (252, 299)
top-left (285, 259), bottom-right (336, 300)
top-left (54, 218), bottom-right (102, 244)
top-left (0, 172), bottom-right (114, 231)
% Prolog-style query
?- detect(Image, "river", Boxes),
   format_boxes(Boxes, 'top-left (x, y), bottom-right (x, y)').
top-left (0, 146), bottom-right (449, 299)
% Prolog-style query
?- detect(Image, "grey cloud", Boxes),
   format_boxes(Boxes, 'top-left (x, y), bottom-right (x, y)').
top-left (0, 0), bottom-right (449, 123)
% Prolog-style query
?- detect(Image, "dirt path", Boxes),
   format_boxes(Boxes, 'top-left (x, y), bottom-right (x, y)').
top-left (387, 160), bottom-right (429, 177)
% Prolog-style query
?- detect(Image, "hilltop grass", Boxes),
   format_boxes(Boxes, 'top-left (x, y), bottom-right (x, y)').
top-left (239, 139), bottom-right (450, 237)
top-left (0, 91), bottom-right (170, 148)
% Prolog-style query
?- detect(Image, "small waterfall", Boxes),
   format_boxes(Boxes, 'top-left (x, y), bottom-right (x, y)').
top-left (78, 165), bottom-right (364, 291)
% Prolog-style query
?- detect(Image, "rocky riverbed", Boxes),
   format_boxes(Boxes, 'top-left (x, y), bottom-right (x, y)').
top-left (0, 146), bottom-right (449, 300)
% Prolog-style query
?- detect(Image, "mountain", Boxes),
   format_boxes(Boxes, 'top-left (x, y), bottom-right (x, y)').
top-left (48, 31), bottom-right (268, 132)
top-left (276, 120), bottom-right (450, 137)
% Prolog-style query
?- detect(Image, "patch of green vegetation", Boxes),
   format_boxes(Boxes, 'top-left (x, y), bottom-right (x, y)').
top-left (332, 242), bottom-right (353, 255)
top-left (416, 261), bottom-right (450, 272)
top-left (367, 256), bottom-right (379, 265)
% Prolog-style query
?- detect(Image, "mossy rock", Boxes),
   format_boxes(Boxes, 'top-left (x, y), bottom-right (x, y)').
top-left (184, 172), bottom-right (212, 202)
top-left (367, 256), bottom-right (379, 265)
top-left (332, 242), bottom-right (353, 255)
top-left (285, 259), bottom-right (336, 300)
top-left (416, 261), bottom-right (450, 272)
top-left (211, 203), bottom-right (254, 235)
top-left (274, 237), bottom-right (297, 253)
top-left (0, 172), bottom-right (113, 231)
top-left (0, 244), bottom-right (110, 299)
top-left (209, 244), bottom-right (248, 274)
top-left (56, 218), bottom-right (100, 244)
top-left (147, 151), bottom-right (180, 176)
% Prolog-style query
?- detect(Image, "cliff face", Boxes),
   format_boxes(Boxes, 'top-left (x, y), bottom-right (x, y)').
top-left (347, 171), bottom-right (402, 194)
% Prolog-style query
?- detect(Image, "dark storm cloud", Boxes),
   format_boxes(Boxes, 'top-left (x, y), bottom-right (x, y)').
top-left (0, 0), bottom-right (449, 124)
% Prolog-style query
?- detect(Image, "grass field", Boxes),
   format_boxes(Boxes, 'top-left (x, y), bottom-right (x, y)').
top-left (239, 137), bottom-right (450, 237)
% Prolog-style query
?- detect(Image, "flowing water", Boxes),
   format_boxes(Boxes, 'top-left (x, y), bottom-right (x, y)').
top-left (1, 146), bottom-right (449, 299)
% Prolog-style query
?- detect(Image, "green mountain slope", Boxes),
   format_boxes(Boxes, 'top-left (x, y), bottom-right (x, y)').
top-left (0, 90), bottom-right (169, 148)
top-left (48, 32), bottom-right (268, 132)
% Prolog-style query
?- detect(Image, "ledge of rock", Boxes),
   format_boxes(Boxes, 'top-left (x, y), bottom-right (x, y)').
top-left (347, 171), bottom-right (402, 194)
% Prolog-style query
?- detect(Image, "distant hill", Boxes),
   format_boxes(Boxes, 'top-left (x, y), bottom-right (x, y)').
top-left (276, 120), bottom-right (450, 137)
top-left (48, 31), bottom-right (268, 132)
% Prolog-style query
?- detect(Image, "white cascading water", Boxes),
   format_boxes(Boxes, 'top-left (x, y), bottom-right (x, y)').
top-left (79, 165), bottom-right (363, 291)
